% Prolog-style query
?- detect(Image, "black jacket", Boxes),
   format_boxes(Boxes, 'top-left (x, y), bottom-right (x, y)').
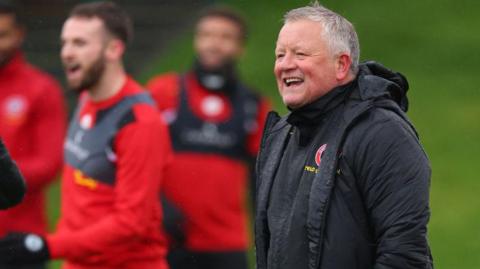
top-left (0, 139), bottom-right (25, 209)
top-left (255, 61), bottom-right (433, 269)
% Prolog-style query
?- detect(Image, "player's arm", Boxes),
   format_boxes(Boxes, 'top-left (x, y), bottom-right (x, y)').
top-left (15, 80), bottom-right (66, 192)
top-left (347, 111), bottom-right (433, 269)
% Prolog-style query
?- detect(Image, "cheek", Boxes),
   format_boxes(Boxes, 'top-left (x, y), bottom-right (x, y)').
top-left (0, 37), bottom-right (15, 50)
top-left (83, 47), bottom-right (103, 62)
top-left (302, 63), bottom-right (324, 86)
top-left (194, 37), bottom-right (207, 52)
top-left (273, 64), bottom-right (281, 78)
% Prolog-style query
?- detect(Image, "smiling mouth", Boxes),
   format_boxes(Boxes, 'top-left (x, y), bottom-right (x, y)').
top-left (283, 77), bottom-right (304, 87)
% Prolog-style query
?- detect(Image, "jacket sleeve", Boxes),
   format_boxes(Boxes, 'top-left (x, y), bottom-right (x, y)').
top-left (348, 110), bottom-right (433, 269)
top-left (46, 110), bottom-right (171, 262)
top-left (0, 139), bottom-right (26, 209)
top-left (15, 79), bottom-right (66, 192)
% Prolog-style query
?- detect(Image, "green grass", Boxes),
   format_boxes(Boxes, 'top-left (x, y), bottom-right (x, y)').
top-left (47, 1), bottom-right (480, 268)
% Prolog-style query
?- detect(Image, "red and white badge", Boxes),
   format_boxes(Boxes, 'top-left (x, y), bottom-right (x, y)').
top-left (80, 114), bottom-right (93, 129)
top-left (201, 95), bottom-right (223, 117)
top-left (315, 144), bottom-right (327, 166)
top-left (3, 95), bottom-right (28, 125)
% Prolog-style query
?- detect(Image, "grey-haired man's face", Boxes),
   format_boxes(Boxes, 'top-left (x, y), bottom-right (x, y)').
top-left (274, 19), bottom-right (339, 109)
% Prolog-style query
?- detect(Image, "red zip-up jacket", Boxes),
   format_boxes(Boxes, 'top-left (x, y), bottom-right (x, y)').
top-left (46, 77), bottom-right (171, 269)
top-left (147, 72), bottom-right (270, 251)
top-left (0, 52), bottom-right (66, 235)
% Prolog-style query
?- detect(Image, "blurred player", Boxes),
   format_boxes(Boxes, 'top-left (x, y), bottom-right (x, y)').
top-left (0, 2), bottom-right (171, 268)
top-left (147, 6), bottom-right (270, 269)
top-left (0, 1), bottom-right (66, 268)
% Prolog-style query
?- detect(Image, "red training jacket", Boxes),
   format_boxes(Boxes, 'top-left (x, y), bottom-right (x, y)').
top-left (146, 72), bottom-right (270, 251)
top-left (47, 77), bottom-right (171, 269)
top-left (0, 52), bottom-right (66, 235)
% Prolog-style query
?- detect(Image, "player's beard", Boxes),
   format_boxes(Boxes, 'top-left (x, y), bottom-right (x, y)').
top-left (69, 54), bottom-right (106, 93)
top-left (193, 57), bottom-right (237, 93)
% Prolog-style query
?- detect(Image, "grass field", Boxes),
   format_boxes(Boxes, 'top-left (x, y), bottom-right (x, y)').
top-left (47, 0), bottom-right (480, 268)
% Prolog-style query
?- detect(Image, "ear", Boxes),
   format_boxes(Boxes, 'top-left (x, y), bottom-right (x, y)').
top-left (105, 39), bottom-right (125, 61)
top-left (335, 53), bottom-right (352, 81)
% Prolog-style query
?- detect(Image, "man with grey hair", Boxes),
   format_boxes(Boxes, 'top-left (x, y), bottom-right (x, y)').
top-left (255, 2), bottom-right (433, 269)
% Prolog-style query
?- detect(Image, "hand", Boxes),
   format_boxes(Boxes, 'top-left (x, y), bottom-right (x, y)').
top-left (0, 233), bottom-right (50, 264)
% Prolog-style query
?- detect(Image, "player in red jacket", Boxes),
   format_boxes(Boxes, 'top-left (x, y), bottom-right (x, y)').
top-left (147, 6), bottom-right (270, 269)
top-left (0, 2), bottom-right (66, 269)
top-left (0, 2), bottom-right (171, 269)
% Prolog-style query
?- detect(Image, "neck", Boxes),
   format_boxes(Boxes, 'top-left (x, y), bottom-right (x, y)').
top-left (88, 62), bottom-right (126, 102)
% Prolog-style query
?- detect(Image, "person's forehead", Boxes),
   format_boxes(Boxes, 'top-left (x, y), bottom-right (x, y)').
top-left (196, 16), bottom-right (240, 32)
top-left (276, 20), bottom-right (324, 47)
top-left (62, 16), bottom-right (105, 38)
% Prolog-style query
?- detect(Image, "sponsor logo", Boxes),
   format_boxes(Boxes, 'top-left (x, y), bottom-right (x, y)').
top-left (182, 123), bottom-right (236, 148)
top-left (65, 137), bottom-right (90, 161)
top-left (304, 165), bottom-right (319, 174)
top-left (73, 169), bottom-right (98, 190)
top-left (304, 144), bottom-right (328, 174)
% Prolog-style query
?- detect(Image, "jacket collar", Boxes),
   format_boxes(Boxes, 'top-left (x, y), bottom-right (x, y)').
top-left (286, 79), bottom-right (355, 143)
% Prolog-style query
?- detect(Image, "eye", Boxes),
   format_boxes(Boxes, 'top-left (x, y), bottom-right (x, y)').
top-left (275, 53), bottom-right (285, 60)
top-left (295, 52), bottom-right (307, 59)
top-left (76, 40), bottom-right (86, 47)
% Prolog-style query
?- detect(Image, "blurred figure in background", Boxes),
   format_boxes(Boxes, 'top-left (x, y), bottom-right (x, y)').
top-left (0, 1), bottom-right (171, 268)
top-left (0, 1), bottom-right (66, 269)
top-left (147, 6), bottom-right (270, 269)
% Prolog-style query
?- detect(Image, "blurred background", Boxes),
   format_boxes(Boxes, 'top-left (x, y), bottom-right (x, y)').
top-left (13, 0), bottom-right (480, 268)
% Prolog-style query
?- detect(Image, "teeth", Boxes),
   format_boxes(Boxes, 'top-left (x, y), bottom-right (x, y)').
top-left (284, 77), bottom-right (303, 85)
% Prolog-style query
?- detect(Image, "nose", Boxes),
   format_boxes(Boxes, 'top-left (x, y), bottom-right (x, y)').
top-left (60, 42), bottom-right (74, 62)
top-left (276, 52), bottom-right (297, 72)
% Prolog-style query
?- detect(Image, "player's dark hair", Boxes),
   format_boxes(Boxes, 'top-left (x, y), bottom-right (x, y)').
top-left (0, 0), bottom-right (24, 26)
top-left (197, 5), bottom-right (248, 43)
top-left (70, 1), bottom-right (133, 46)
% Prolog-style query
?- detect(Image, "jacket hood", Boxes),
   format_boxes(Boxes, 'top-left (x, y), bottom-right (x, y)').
top-left (356, 61), bottom-right (409, 111)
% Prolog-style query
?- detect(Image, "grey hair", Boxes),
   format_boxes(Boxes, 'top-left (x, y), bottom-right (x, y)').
top-left (284, 1), bottom-right (360, 73)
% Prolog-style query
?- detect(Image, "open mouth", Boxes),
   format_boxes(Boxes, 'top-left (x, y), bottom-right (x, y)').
top-left (65, 63), bottom-right (81, 76)
top-left (283, 77), bottom-right (304, 87)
